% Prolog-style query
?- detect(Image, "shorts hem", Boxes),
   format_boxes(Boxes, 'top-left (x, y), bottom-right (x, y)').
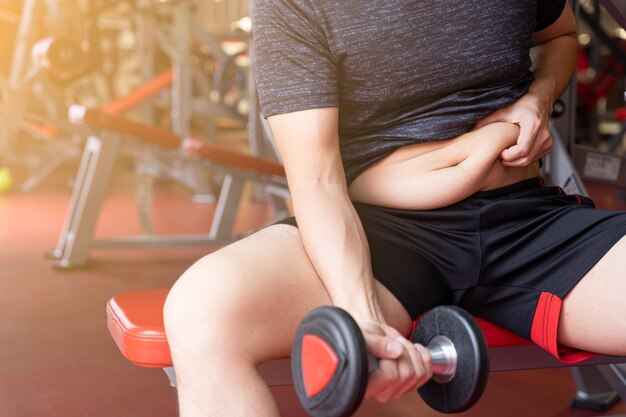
top-left (530, 292), bottom-right (596, 364)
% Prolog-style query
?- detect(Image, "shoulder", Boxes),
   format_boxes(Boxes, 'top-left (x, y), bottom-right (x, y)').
top-left (253, 0), bottom-right (327, 38)
top-left (253, 0), bottom-right (319, 19)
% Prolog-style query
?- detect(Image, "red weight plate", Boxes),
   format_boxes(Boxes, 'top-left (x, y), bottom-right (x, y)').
top-left (302, 334), bottom-right (339, 397)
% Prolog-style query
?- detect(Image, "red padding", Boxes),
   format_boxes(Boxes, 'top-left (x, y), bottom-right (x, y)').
top-left (474, 318), bottom-right (532, 347)
top-left (101, 69), bottom-right (172, 115)
top-left (302, 334), bottom-right (339, 397)
top-left (107, 289), bottom-right (544, 369)
top-left (106, 289), bottom-right (172, 368)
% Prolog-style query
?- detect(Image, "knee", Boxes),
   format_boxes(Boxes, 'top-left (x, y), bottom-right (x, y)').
top-left (163, 252), bottom-right (244, 348)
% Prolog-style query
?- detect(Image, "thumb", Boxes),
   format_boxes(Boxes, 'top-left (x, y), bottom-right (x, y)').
top-left (363, 332), bottom-right (403, 360)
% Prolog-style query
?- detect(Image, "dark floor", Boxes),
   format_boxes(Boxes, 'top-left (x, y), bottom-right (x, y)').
top-left (1, 162), bottom-right (625, 417)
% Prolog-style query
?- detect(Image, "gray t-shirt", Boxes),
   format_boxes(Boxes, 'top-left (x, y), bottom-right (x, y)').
top-left (253, 0), bottom-right (566, 183)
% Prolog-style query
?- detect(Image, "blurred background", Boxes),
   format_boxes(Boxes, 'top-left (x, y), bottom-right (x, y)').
top-left (0, 0), bottom-right (626, 416)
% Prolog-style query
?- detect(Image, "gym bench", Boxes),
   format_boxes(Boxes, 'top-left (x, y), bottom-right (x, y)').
top-left (50, 106), bottom-right (288, 268)
top-left (14, 69), bottom-right (173, 193)
top-left (107, 289), bottom-right (626, 413)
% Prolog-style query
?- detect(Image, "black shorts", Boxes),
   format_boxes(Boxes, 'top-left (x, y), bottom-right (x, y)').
top-left (275, 177), bottom-right (626, 363)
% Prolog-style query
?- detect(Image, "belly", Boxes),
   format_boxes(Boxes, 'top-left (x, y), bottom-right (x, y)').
top-left (349, 123), bottom-right (540, 209)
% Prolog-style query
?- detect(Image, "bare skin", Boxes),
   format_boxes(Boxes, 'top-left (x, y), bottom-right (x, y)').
top-left (164, 3), bottom-right (626, 417)
top-left (349, 122), bottom-right (536, 209)
top-left (164, 224), bottom-right (419, 417)
top-left (164, 121), bottom-right (526, 417)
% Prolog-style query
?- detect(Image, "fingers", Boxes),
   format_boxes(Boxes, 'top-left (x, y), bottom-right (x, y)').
top-left (370, 338), bottom-right (422, 402)
top-left (361, 324), bottom-right (403, 360)
top-left (364, 336), bottom-right (431, 403)
top-left (361, 324), bottom-right (404, 401)
top-left (499, 121), bottom-right (535, 165)
top-left (500, 121), bottom-right (551, 166)
top-left (389, 339), bottom-right (431, 400)
top-left (536, 136), bottom-right (553, 159)
top-left (474, 92), bottom-right (555, 166)
top-left (366, 357), bottom-right (400, 402)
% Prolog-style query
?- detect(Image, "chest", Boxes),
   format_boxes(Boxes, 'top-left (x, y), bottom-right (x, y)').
top-left (318, 1), bottom-right (536, 100)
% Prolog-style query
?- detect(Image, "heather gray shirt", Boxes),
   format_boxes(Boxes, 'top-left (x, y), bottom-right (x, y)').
top-left (253, 0), bottom-right (566, 183)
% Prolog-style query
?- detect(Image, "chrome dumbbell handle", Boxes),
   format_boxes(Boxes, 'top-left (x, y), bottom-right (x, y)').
top-left (367, 335), bottom-right (458, 384)
top-left (427, 335), bottom-right (457, 384)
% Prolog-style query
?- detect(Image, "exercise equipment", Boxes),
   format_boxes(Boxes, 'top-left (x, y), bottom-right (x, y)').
top-left (291, 306), bottom-right (488, 416)
top-left (562, 0), bottom-right (626, 190)
top-left (31, 36), bottom-right (87, 81)
top-left (106, 289), bottom-right (291, 387)
top-left (0, 0), bottom-right (135, 192)
top-left (126, 0), bottom-right (263, 205)
top-left (48, 106), bottom-right (288, 268)
top-left (106, 289), bottom-right (626, 413)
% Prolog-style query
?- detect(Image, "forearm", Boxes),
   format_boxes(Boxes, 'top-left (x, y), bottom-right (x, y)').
top-left (474, 5), bottom-right (577, 165)
top-left (267, 108), bottom-right (384, 322)
top-left (529, 25), bottom-right (577, 109)
top-left (530, 37), bottom-right (576, 103)
top-left (291, 180), bottom-right (384, 322)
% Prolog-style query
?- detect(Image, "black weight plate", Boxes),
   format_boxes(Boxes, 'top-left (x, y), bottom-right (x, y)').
top-left (292, 306), bottom-right (369, 417)
top-left (412, 306), bottom-right (489, 413)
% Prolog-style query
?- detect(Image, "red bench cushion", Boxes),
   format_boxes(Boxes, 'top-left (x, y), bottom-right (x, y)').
top-left (107, 289), bottom-right (531, 368)
top-left (107, 289), bottom-right (172, 368)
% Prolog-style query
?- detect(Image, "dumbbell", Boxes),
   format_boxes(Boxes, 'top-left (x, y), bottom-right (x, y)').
top-left (292, 306), bottom-right (489, 417)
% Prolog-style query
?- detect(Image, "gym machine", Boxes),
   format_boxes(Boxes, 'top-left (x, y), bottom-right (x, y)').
top-left (47, 106), bottom-right (288, 268)
top-left (0, 0), bottom-right (132, 192)
top-left (568, 0), bottom-right (626, 190)
top-left (44, 0), bottom-right (288, 267)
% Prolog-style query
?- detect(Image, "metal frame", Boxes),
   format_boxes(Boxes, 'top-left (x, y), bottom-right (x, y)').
top-left (573, 366), bottom-right (622, 411)
top-left (47, 0), bottom-right (287, 267)
top-left (47, 128), bottom-right (288, 268)
top-left (159, 353), bottom-right (626, 391)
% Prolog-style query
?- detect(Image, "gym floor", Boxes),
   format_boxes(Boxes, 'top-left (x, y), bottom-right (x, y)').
top-left (1, 160), bottom-right (626, 417)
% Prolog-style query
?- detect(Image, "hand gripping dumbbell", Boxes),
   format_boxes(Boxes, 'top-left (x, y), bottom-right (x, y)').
top-left (291, 306), bottom-right (489, 417)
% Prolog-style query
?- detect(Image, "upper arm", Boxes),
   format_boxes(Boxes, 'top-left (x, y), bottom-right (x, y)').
top-left (253, 0), bottom-right (344, 187)
top-left (268, 107), bottom-right (345, 189)
top-left (533, 0), bottom-right (577, 45)
top-left (253, 0), bottom-right (339, 118)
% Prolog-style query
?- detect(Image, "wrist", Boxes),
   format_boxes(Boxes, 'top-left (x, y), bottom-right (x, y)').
top-left (520, 89), bottom-right (554, 121)
top-left (527, 76), bottom-right (558, 110)
top-left (333, 292), bottom-right (386, 323)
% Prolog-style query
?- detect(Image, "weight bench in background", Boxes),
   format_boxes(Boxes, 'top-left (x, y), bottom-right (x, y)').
top-left (13, 69), bottom-right (174, 193)
top-left (107, 289), bottom-right (626, 414)
top-left (49, 107), bottom-right (288, 268)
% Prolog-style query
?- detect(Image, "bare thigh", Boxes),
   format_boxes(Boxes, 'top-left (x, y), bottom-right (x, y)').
top-left (164, 223), bottom-right (413, 364)
top-left (558, 234), bottom-right (626, 355)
